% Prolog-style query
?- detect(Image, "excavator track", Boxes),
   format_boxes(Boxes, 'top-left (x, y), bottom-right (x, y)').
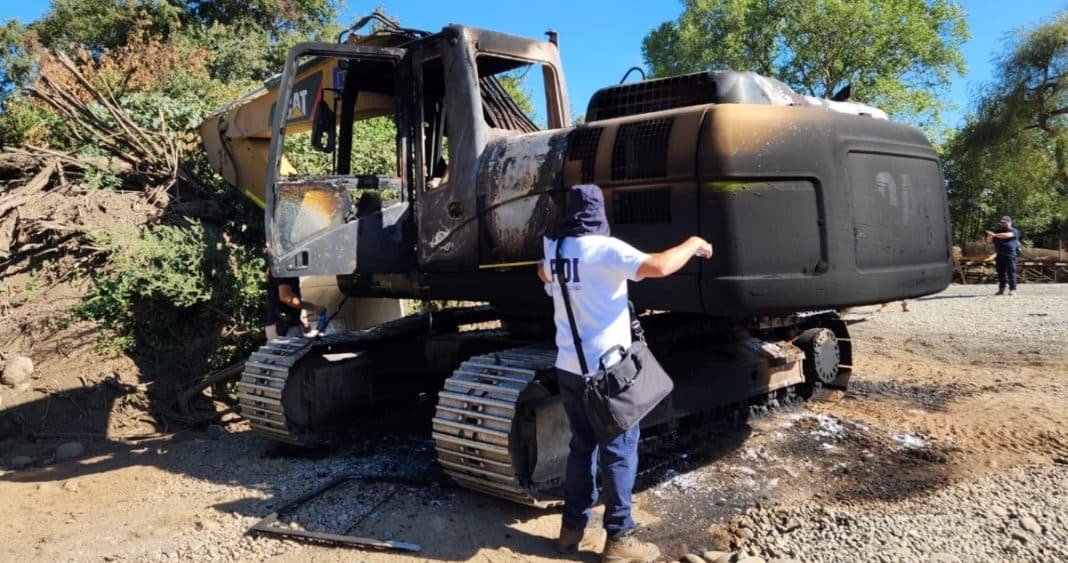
top-left (432, 346), bottom-right (557, 507)
top-left (236, 335), bottom-right (327, 445)
top-left (237, 306), bottom-right (501, 447)
top-left (237, 308), bottom-right (851, 506)
top-left (432, 313), bottom-right (853, 506)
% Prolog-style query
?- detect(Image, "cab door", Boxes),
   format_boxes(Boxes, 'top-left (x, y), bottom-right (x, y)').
top-left (412, 29), bottom-right (486, 272)
top-left (265, 42), bottom-right (404, 277)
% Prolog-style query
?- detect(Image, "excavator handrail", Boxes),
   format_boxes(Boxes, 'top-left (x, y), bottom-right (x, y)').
top-left (337, 12), bottom-right (430, 44)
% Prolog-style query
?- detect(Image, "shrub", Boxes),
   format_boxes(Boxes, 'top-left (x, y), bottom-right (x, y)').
top-left (78, 220), bottom-right (265, 371)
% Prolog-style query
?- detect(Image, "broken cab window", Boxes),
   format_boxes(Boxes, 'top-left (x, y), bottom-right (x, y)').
top-left (421, 57), bottom-right (449, 191)
top-left (475, 55), bottom-right (563, 132)
top-left (278, 56), bottom-right (401, 192)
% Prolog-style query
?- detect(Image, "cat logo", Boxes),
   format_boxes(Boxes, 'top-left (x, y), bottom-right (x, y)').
top-left (269, 71), bottom-right (323, 126)
top-left (288, 89), bottom-right (309, 120)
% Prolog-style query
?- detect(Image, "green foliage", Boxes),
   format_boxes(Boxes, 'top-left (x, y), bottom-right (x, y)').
top-left (77, 221), bottom-right (266, 367)
top-left (186, 17), bottom-right (342, 84)
top-left (497, 73), bottom-right (538, 124)
top-left (944, 11), bottom-right (1068, 247)
top-left (0, 20), bottom-right (32, 99)
top-left (28, 0), bottom-right (181, 54)
top-left (350, 117), bottom-right (399, 175)
top-left (2, 0), bottom-right (340, 96)
top-left (0, 0), bottom-right (379, 379)
top-left (0, 95), bottom-right (62, 147)
top-left (643, 0), bottom-right (969, 132)
top-left (183, 0), bottom-right (339, 37)
top-left (284, 117), bottom-right (399, 176)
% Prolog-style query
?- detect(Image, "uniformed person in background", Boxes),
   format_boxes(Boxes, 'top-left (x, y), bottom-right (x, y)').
top-left (986, 216), bottom-right (1021, 295)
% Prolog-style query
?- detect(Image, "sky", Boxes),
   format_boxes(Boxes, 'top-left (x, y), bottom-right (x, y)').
top-left (3, 0), bottom-right (1066, 129)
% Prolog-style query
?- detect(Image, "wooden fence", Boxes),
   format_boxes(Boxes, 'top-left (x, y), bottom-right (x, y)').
top-left (955, 259), bottom-right (1068, 284)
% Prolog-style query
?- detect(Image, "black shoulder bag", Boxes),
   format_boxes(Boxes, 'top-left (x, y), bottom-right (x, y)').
top-left (555, 237), bottom-right (674, 436)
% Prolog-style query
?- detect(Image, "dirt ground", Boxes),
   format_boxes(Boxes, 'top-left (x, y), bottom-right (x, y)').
top-left (1, 285), bottom-right (1066, 562)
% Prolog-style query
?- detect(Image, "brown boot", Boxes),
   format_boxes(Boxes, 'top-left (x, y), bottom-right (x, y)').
top-left (602, 530), bottom-right (660, 562)
top-left (554, 522), bottom-right (587, 554)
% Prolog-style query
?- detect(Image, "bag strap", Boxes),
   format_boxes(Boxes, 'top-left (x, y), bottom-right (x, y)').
top-left (555, 237), bottom-right (590, 375)
top-left (628, 300), bottom-right (646, 343)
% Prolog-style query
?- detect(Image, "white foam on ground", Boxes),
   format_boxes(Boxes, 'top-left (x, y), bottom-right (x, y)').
top-left (652, 469), bottom-right (707, 498)
top-left (733, 465), bottom-right (758, 476)
top-left (893, 433), bottom-right (927, 449)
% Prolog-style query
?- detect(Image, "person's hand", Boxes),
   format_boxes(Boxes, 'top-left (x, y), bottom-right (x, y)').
top-left (690, 237), bottom-right (713, 259)
top-left (985, 230), bottom-right (994, 236)
top-left (300, 319), bottom-right (311, 332)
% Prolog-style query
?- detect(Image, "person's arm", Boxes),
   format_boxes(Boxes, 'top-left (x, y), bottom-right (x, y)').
top-left (986, 230), bottom-right (1016, 240)
top-left (277, 284), bottom-right (326, 315)
top-left (636, 236), bottom-right (713, 279)
top-left (537, 260), bottom-right (551, 284)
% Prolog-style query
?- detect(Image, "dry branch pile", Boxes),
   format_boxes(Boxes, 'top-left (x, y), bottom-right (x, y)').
top-left (0, 43), bottom-right (220, 278)
top-left (0, 45), bottom-right (241, 434)
top-left (0, 150), bottom-right (162, 276)
top-left (26, 51), bottom-right (206, 200)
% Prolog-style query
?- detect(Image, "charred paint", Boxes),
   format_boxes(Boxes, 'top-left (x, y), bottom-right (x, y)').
top-left (476, 129), bottom-right (571, 265)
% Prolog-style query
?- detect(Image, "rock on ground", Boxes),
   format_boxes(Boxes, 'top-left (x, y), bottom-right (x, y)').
top-left (728, 464), bottom-right (1068, 562)
top-left (55, 442), bottom-right (85, 460)
top-left (1, 355), bottom-right (33, 386)
top-left (9, 456), bottom-right (33, 469)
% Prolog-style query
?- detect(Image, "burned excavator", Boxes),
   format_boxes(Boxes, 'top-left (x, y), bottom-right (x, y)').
top-left (200, 15), bottom-right (953, 506)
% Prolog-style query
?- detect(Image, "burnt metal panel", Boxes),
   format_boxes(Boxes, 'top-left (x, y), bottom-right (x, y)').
top-left (586, 70), bottom-right (810, 122)
top-left (415, 26), bottom-right (485, 271)
top-left (695, 103), bottom-right (952, 314)
top-left (273, 176), bottom-right (354, 256)
top-left (848, 153), bottom-right (947, 271)
top-left (565, 126), bottom-right (602, 184)
top-left (612, 188), bottom-right (671, 224)
top-left (356, 199), bottom-right (415, 274)
top-left (610, 118), bottom-right (673, 181)
top-left (588, 72), bottom-right (718, 121)
top-left (265, 42), bottom-right (405, 276)
top-left (703, 180), bottom-right (823, 277)
top-left (476, 129), bottom-right (570, 265)
top-left (415, 25), bottom-right (572, 271)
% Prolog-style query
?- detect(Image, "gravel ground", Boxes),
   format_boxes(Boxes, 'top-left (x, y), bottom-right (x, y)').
top-left (709, 463), bottom-right (1067, 563)
top-left (2, 284), bottom-right (1066, 563)
top-left (846, 284), bottom-right (1068, 360)
top-left (663, 283), bottom-right (1068, 563)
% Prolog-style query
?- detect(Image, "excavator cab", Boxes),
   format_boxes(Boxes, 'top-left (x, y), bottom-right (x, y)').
top-left (255, 25), bottom-right (569, 285)
top-left (263, 43), bottom-right (405, 278)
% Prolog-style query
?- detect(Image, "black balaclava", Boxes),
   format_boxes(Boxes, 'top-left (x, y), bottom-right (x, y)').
top-left (555, 184), bottom-right (610, 239)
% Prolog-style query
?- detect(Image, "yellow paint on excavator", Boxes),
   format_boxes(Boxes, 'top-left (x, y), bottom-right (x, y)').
top-left (199, 51), bottom-right (393, 207)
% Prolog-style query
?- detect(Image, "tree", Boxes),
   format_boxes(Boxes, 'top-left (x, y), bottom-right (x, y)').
top-left (0, 0), bottom-right (342, 145)
top-left (642, 0), bottom-right (969, 131)
top-left (0, 0), bottom-right (343, 370)
top-left (0, 20), bottom-right (33, 98)
top-left (944, 12), bottom-right (1068, 247)
top-left (1, 0), bottom-right (340, 95)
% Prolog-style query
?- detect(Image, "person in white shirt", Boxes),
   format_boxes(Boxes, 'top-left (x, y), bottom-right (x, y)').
top-left (539, 184), bottom-right (712, 562)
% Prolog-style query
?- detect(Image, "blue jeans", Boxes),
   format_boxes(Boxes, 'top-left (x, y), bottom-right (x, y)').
top-left (557, 368), bottom-right (640, 537)
top-left (995, 253), bottom-right (1017, 290)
